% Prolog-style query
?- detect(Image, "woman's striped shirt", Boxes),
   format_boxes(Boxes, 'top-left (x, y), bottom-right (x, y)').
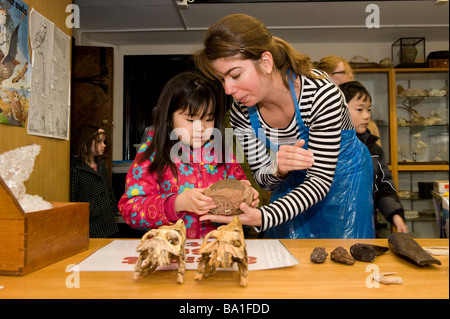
top-left (229, 69), bottom-right (354, 231)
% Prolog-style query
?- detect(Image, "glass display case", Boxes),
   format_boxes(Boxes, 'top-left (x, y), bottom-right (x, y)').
top-left (398, 171), bottom-right (448, 237)
top-left (354, 68), bottom-right (449, 238)
top-left (395, 70), bottom-right (448, 164)
top-left (395, 69), bottom-right (449, 238)
top-left (391, 37), bottom-right (427, 68)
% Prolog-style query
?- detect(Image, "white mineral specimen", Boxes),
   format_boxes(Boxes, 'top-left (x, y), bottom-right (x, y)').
top-left (0, 144), bottom-right (52, 212)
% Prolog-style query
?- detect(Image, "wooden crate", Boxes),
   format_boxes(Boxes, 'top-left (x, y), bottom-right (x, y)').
top-left (0, 176), bottom-right (89, 276)
top-left (428, 59), bottom-right (449, 68)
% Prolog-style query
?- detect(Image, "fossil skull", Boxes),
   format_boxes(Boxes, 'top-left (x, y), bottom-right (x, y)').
top-left (203, 179), bottom-right (253, 216)
top-left (195, 216), bottom-right (248, 287)
top-left (133, 219), bottom-right (186, 284)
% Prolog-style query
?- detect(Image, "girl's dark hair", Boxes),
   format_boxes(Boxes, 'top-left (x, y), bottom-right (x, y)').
top-left (140, 71), bottom-right (225, 179)
top-left (339, 81), bottom-right (372, 104)
top-left (73, 125), bottom-right (106, 162)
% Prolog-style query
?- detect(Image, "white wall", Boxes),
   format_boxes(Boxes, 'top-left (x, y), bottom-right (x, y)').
top-left (78, 39), bottom-right (449, 161)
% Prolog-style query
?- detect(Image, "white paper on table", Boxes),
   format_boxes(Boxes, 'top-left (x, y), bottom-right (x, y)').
top-left (71, 239), bottom-right (299, 272)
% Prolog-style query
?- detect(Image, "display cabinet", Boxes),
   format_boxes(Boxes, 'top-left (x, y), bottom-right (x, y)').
top-left (354, 68), bottom-right (449, 238)
top-left (395, 69), bottom-right (449, 165)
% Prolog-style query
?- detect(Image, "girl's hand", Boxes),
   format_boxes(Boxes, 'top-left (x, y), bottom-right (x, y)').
top-left (199, 202), bottom-right (262, 226)
top-left (174, 188), bottom-right (216, 215)
top-left (277, 139), bottom-right (314, 174)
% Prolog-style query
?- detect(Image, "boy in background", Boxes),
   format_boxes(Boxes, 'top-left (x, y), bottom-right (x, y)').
top-left (340, 81), bottom-right (408, 234)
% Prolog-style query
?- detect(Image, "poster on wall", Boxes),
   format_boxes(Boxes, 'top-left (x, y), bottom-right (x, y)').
top-left (0, 0), bottom-right (31, 128)
top-left (27, 8), bottom-right (71, 140)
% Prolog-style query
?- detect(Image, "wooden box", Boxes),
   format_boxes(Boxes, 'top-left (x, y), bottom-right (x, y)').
top-left (0, 177), bottom-right (89, 276)
top-left (428, 59), bottom-right (449, 68)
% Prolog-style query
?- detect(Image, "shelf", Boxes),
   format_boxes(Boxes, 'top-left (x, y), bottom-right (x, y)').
top-left (397, 124), bottom-right (448, 128)
top-left (354, 68), bottom-right (448, 238)
top-left (398, 191), bottom-right (434, 200)
top-left (394, 67), bottom-right (450, 73)
top-left (397, 96), bottom-right (448, 99)
top-left (397, 164), bottom-right (449, 171)
top-left (355, 68), bottom-right (449, 180)
top-left (404, 214), bottom-right (437, 222)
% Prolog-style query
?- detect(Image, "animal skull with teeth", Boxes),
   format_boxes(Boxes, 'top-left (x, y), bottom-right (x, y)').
top-left (133, 219), bottom-right (186, 284)
top-left (195, 216), bottom-right (248, 287)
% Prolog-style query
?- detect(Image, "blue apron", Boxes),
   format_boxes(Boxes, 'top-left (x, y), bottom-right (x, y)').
top-left (247, 72), bottom-right (375, 239)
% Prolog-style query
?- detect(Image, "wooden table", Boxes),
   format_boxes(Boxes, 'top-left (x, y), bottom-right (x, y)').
top-left (0, 238), bottom-right (448, 300)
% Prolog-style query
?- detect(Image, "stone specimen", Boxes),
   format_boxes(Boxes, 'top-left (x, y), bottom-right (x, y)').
top-left (0, 144), bottom-right (52, 212)
top-left (133, 219), bottom-right (187, 283)
top-left (350, 243), bottom-right (389, 262)
top-left (400, 43), bottom-right (418, 64)
top-left (195, 216), bottom-right (248, 286)
top-left (398, 87), bottom-right (428, 97)
top-left (330, 247), bottom-right (355, 265)
top-left (203, 179), bottom-right (254, 216)
top-left (399, 106), bottom-right (443, 127)
top-left (310, 247), bottom-right (328, 263)
top-left (388, 232), bottom-right (441, 267)
top-left (428, 89), bottom-right (447, 97)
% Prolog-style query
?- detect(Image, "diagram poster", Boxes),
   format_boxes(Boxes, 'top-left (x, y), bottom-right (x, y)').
top-left (0, 0), bottom-right (30, 128)
top-left (27, 8), bottom-right (71, 140)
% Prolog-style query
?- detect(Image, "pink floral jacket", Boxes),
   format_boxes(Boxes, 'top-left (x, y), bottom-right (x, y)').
top-left (118, 130), bottom-right (247, 239)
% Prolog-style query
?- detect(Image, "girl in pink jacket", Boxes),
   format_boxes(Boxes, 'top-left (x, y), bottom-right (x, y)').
top-left (118, 72), bottom-right (253, 239)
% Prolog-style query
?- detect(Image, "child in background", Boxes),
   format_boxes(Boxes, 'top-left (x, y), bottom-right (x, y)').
top-left (118, 72), bottom-right (258, 239)
top-left (339, 81), bottom-right (408, 233)
top-left (70, 125), bottom-right (119, 238)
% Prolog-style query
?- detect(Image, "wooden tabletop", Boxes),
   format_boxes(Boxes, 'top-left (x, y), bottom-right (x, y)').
top-left (0, 238), bottom-right (448, 300)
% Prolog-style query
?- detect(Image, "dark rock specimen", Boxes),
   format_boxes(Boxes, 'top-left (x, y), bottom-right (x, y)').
top-left (330, 247), bottom-right (355, 265)
top-left (350, 243), bottom-right (389, 262)
top-left (388, 233), bottom-right (441, 266)
top-left (310, 247), bottom-right (328, 263)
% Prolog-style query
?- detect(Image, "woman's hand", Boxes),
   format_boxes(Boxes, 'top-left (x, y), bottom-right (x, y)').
top-left (174, 188), bottom-right (216, 215)
top-left (240, 179), bottom-right (260, 208)
top-left (277, 139), bottom-right (314, 175)
top-left (199, 202), bottom-right (262, 226)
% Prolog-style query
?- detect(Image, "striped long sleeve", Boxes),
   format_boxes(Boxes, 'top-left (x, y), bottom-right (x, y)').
top-left (230, 70), bottom-right (354, 231)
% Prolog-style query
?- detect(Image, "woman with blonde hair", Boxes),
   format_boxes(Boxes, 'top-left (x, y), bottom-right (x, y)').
top-left (316, 55), bottom-right (354, 85)
top-left (195, 14), bottom-right (375, 239)
top-left (317, 55), bottom-right (382, 146)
